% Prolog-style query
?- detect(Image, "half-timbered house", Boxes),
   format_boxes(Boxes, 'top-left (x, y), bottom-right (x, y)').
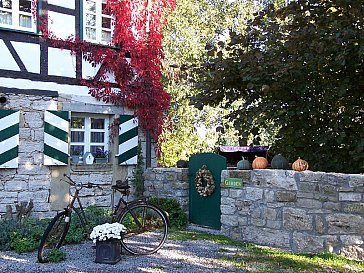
top-left (0, 0), bottom-right (156, 218)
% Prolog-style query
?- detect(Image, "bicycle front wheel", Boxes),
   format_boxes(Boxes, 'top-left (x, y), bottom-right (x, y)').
top-left (37, 211), bottom-right (70, 263)
top-left (118, 203), bottom-right (168, 255)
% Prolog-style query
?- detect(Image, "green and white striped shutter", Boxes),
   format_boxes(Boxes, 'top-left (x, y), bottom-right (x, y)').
top-left (0, 110), bottom-right (19, 168)
top-left (44, 110), bottom-right (69, 166)
top-left (118, 115), bottom-right (138, 165)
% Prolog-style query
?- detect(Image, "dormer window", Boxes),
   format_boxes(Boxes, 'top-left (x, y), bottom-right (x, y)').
top-left (0, 0), bottom-right (36, 32)
top-left (83, 0), bottom-right (113, 45)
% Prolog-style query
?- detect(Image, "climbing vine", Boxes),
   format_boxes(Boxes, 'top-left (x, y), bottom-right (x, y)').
top-left (33, 0), bottom-right (176, 141)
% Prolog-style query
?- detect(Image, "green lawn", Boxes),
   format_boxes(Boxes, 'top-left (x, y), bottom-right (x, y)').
top-left (168, 229), bottom-right (364, 273)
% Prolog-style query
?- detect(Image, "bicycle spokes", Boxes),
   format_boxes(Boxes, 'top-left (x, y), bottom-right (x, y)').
top-left (119, 204), bottom-right (168, 255)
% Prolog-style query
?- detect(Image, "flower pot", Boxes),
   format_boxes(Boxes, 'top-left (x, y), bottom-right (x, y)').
top-left (95, 239), bottom-right (121, 264)
top-left (71, 155), bottom-right (80, 163)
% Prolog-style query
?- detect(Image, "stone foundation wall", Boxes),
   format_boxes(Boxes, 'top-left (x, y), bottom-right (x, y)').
top-left (143, 167), bottom-right (364, 260)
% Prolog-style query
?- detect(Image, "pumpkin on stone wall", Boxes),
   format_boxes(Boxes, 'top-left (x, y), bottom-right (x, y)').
top-left (271, 154), bottom-right (289, 169)
top-left (292, 157), bottom-right (309, 171)
top-left (252, 156), bottom-right (268, 169)
top-left (236, 157), bottom-right (251, 170)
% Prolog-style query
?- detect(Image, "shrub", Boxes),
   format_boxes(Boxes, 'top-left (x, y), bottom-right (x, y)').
top-left (0, 218), bottom-right (48, 253)
top-left (149, 197), bottom-right (187, 228)
top-left (65, 205), bottom-right (112, 244)
top-left (47, 249), bottom-right (66, 263)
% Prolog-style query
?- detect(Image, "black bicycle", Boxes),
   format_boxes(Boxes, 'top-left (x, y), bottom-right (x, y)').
top-left (37, 174), bottom-right (168, 262)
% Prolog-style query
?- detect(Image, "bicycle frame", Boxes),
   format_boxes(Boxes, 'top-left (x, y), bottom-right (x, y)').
top-left (63, 188), bottom-right (89, 229)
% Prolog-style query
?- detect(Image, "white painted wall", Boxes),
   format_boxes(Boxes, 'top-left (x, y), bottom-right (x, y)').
top-left (82, 56), bottom-right (101, 79)
top-left (48, 11), bottom-right (75, 39)
top-left (82, 55), bottom-right (116, 83)
top-left (48, 47), bottom-right (76, 78)
top-left (48, 0), bottom-right (75, 10)
top-left (0, 77), bottom-right (88, 96)
top-left (11, 42), bottom-right (40, 74)
top-left (0, 40), bottom-right (20, 71)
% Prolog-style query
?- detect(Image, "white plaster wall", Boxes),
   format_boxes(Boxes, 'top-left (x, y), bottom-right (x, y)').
top-left (11, 42), bottom-right (40, 74)
top-left (48, 11), bottom-right (75, 39)
top-left (82, 56), bottom-right (101, 79)
top-left (48, 0), bottom-right (75, 9)
top-left (82, 56), bottom-right (116, 83)
top-left (48, 48), bottom-right (76, 78)
top-left (0, 40), bottom-right (20, 71)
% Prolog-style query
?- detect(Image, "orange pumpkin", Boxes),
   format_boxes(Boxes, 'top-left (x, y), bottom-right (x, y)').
top-left (252, 156), bottom-right (268, 169)
top-left (292, 157), bottom-right (309, 171)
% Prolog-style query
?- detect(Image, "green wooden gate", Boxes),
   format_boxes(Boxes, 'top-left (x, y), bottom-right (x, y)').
top-left (189, 153), bottom-right (227, 230)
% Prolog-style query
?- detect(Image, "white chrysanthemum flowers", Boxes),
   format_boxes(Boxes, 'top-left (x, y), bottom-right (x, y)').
top-left (90, 223), bottom-right (127, 243)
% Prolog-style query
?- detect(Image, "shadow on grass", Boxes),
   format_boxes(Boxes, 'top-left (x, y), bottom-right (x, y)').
top-left (169, 228), bottom-right (364, 273)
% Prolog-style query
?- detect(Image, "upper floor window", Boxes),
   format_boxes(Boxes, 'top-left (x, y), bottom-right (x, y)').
top-left (0, 0), bottom-right (36, 32)
top-left (70, 114), bottom-right (110, 162)
top-left (83, 0), bottom-right (113, 45)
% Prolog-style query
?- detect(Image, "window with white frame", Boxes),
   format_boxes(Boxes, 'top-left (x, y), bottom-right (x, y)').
top-left (70, 114), bottom-right (110, 162)
top-left (83, 0), bottom-right (113, 44)
top-left (0, 0), bottom-right (36, 31)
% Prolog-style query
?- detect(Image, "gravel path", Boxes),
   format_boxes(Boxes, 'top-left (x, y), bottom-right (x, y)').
top-left (0, 239), bottom-right (246, 273)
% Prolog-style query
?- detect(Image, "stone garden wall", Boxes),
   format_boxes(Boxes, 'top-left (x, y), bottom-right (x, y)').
top-left (144, 167), bottom-right (189, 215)
top-left (143, 168), bottom-right (364, 260)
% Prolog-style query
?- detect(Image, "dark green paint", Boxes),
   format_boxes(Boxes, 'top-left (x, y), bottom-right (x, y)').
top-left (118, 146), bottom-right (137, 164)
top-left (189, 153), bottom-right (226, 230)
top-left (48, 110), bottom-right (69, 121)
top-left (118, 127), bottom-right (138, 144)
top-left (44, 144), bottom-right (68, 164)
top-left (44, 122), bottom-right (68, 142)
top-left (0, 147), bottom-right (18, 165)
top-left (0, 110), bottom-right (16, 119)
top-left (0, 124), bottom-right (19, 142)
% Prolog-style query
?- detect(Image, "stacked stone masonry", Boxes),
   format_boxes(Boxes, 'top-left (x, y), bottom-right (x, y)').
top-left (143, 168), bottom-right (364, 260)
top-left (221, 170), bottom-right (364, 260)
top-left (143, 167), bottom-right (189, 215)
top-left (0, 93), bottom-right (145, 219)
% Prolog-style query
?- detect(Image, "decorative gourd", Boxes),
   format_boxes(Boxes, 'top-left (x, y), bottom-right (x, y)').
top-left (252, 156), bottom-right (268, 169)
top-left (271, 154), bottom-right (289, 169)
top-left (292, 157), bottom-right (309, 171)
top-left (237, 157), bottom-right (251, 170)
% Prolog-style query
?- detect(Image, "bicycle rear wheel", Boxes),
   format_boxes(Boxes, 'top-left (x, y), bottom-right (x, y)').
top-left (118, 203), bottom-right (168, 255)
top-left (37, 211), bottom-right (70, 263)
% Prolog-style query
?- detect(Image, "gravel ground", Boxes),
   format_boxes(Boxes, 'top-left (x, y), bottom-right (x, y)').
top-left (0, 238), bottom-right (246, 273)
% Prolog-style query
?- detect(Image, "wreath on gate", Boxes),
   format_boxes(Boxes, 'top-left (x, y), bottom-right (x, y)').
top-left (194, 165), bottom-right (215, 197)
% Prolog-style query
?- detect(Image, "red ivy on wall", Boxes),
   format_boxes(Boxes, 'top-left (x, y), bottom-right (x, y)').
top-left (33, 0), bottom-right (176, 141)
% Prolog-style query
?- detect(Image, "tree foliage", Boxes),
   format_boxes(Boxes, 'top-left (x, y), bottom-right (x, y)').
top-left (159, 0), bottom-right (263, 166)
top-left (192, 0), bottom-right (364, 173)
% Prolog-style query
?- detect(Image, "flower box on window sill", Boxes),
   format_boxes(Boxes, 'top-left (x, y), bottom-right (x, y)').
top-left (95, 158), bottom-right (108, 164)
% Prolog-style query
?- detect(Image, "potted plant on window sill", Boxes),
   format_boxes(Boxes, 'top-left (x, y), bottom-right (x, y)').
top-left (71, 149), bottom-right (82, 164)
top-left (94, 149), bottom-right (109, 164)
top-left (90, 223), bottom-right (127, 264)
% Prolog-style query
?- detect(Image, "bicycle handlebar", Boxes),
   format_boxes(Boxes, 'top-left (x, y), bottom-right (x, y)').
top-left (63, 173), bottom-right (103, 190)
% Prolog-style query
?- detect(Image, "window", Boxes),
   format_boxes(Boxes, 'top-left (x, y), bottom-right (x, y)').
top-left (83, 0), bottom-right (113, 44)
top-left (70, 114), bottom-right (110, 161)
top-left (0, 0), bottom-right (35, 31)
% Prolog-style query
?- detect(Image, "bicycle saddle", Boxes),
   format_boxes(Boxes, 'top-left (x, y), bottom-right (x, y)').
top-left (112, 180), bottom-right (130, 190)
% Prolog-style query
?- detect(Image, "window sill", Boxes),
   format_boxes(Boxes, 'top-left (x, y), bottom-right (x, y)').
top-left (71, 163), bottom-right (112, 172)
